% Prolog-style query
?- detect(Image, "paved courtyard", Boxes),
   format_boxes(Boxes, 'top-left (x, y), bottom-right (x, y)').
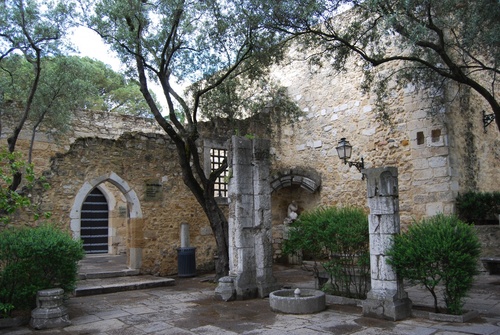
top-left (3, 262), bottom-right (500, 335)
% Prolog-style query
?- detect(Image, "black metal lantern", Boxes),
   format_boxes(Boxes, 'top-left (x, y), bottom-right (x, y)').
top-left (336, 138), bottom-right (364, 173)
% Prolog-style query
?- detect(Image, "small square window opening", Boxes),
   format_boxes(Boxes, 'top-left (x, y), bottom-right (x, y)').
top-left (210, 148), bottom-right (228, 197)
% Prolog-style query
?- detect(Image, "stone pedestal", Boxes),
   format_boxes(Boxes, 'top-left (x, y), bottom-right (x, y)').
top-left (30, 288), bottom-right (71, 330)
top-left (226, 137), bottom-right (280, 299)
top-left (362, 167), bottom-right (412, 321)
top-left (215, 276), bottom-right (236, 301)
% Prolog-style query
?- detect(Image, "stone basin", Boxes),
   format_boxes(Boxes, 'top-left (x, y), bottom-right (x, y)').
top-left (269, 288), bottom-right (326, 314)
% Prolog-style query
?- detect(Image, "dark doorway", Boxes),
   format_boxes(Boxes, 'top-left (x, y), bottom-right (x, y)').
top-left (81, 188), bottom-right (109, 254)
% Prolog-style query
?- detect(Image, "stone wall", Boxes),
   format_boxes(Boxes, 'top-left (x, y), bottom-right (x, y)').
top-left (268, 49), bottom-right (500, 229)
top-left (38, 133), bottom-right (217, 275)
top-left (1, 109), bottom-right (164, 175)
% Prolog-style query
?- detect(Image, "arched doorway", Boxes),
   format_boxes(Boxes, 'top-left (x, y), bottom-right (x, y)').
top-left (70, 172), bottom-right (143, 270)
top-left (270, 167), bottom-right (322, 263)
top-left (81, 188), bottom-right (109, 254)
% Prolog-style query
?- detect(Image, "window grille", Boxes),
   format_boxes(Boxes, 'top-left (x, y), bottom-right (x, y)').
top-left (210, 148), bottom-right (228, 197)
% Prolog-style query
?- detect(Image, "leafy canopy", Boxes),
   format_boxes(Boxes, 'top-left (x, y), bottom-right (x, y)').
top-left (1, 54), bottom-right (155, 122)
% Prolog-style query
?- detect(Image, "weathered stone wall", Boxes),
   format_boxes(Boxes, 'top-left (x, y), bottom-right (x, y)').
top-left (445, 85), bottom-right (500, 194)
top-left (268, 48), bottom-right (500, 229)
top-left (39, 133), bottom-right (217, 275)
top-left (1, 110), bottom-right (164, 175)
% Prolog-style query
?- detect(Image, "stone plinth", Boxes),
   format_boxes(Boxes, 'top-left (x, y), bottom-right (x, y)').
top-left (215, 276), bottom-right (236, 301)
top-left (362, 167), bottom-right (412, 321)
top-left (30, 288), bottom-right (71, 330)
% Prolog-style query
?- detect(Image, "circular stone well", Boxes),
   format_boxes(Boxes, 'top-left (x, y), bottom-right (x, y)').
top-left (269, 289), bottom-right (326, 314)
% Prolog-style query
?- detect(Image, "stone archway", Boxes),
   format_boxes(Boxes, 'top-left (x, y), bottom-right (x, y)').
top-left (270, 167), bottom-right (321, 193)
top-left (270, 167), bottom-right (322, 263)
top-left (70, 172), bottom-right (143, 270)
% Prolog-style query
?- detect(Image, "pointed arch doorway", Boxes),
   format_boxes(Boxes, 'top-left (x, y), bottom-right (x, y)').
top-left (70, 172), bottom-right (144, 270)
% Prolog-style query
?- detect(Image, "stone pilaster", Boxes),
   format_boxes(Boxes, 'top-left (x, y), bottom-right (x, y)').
top-left (226, 136), bottom-right (279, 299)
top-left (362, 167), bottom-right (412, 321)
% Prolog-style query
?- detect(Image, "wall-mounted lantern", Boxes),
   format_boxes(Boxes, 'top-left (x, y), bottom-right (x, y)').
top-left (336, 138), bottom-right (364, 173)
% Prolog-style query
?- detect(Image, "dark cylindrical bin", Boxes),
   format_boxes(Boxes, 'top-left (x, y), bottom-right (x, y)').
top-left (177, 247), bottom-right (196, 277)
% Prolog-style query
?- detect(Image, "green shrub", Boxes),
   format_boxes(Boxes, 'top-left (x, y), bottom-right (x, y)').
top-left (0, 224), bottom-right (84, 315)
top-left (456, 191), bottom-right (500, 224)
top-left (387, 214), bottom-right (481, 315)
top-left (284, 206), bottom-right (369, 299)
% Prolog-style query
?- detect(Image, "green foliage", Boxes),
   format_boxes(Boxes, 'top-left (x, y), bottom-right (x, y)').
top-left (0, 0), bottom-right (76, 60)
top-left (0, 55), bottom-right (154, 123)
top-left (387, 214), bottom-right (481, 315)
top-left (456, 191), bottom-right (500, 224)
top-left (199, 77), bottom-right (302, 123)
top-left (0, 151), bottom-right (36, 226)
top-left (0, 224), bottom-right (84, 314)
top-left (284, 206), bottom-right (369, 299)
top-left (0, 302), bottom-right (14, 318)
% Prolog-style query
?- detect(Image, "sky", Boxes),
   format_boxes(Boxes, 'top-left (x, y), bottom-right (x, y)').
top-left (69, 27), bottom-right (121, 72)
top-left (68, 26), bottom-right (168, 111)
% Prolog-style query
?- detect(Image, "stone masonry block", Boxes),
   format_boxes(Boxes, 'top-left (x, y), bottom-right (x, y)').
top-left (428, 156), bottom-right (447, 168)
top-left (367, 197), bottom-right (398, 215)
top-left (369, 234), bottom-right (395, 256)
top-left (369, 278), bottom-right (399, 293)
top-left (234, 228), bottom-right (255, 249)
top-left (237, 248), bottom-right (256, 273)
top-left (369, 214), bottom-right (400, 234)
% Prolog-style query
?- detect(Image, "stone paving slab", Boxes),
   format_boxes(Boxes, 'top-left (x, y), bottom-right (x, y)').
top-left (3, 265), bottom-right (500, 335)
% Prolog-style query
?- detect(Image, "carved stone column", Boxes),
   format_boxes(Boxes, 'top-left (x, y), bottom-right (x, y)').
top-left (362, 167), bottom-right (412, 321)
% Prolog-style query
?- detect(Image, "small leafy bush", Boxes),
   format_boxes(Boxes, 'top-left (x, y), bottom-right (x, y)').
top-left (0, 224), bottom-right (84, 315)
top-left (387, 214), bottom-right (481, 315)
top-left (284, 206), bottom-right (369, 299)
top-left (456, 191), bottom-right (500, 225)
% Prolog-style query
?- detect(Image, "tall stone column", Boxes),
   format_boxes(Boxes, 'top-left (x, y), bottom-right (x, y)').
top-left (362, 167), bottom-right (412, 321)
top-left (226, 136), bottom-right (279, 299)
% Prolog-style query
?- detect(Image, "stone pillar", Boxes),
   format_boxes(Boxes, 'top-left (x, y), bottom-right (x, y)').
top-left (362, 167), bottom-right (412, 321)
top-left (180, 222), bottom-right (190, 247)
top-left (30, 288), bottom-right (71, 330)
top-left (225, 136), bottom-right (279, 299)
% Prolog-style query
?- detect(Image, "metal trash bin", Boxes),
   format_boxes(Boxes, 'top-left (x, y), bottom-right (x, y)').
top-left (177, 247), bottom-right (196, 277)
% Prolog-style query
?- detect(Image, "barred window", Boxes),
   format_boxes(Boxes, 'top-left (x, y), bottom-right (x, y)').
top-left (210, 148), bottom-right (228, 197)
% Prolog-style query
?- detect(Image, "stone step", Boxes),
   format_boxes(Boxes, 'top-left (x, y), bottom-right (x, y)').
top-left (78, 269), bottom-right (141, 280)
top-left (75, 275), bottom-right (175, 297)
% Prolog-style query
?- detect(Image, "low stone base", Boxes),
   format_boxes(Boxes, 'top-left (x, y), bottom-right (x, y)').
top-left (362, 291), bottom-right (412, 321)
top-left (215, 276), bottom-right (236, 301)
top-left (30, 288), bottom-right (71, 330)
top-left (412, 308), bottom-right (479, 323)
top-left (30, 308), bottom-right (71, 330)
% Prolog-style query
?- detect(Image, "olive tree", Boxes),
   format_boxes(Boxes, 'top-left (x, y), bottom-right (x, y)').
top-left (0, 0), bottom-right (76, 192)
top-left (84, 0), bottom-right (298, 279)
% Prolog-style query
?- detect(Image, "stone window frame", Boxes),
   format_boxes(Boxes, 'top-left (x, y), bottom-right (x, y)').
top-left (204, 139), bottom-right (229, 204)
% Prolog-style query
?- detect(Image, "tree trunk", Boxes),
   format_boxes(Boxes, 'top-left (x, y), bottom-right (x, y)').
top-left (204, 198), bottom-right (230, 279)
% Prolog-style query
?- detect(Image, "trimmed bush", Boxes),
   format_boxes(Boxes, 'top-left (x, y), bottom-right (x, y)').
top-left (0, 224), bottom-right (84, 314)
top-left (387, 214), bottom-right (481, 315)
top-left (284, 206), bottom-right (369, 299)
